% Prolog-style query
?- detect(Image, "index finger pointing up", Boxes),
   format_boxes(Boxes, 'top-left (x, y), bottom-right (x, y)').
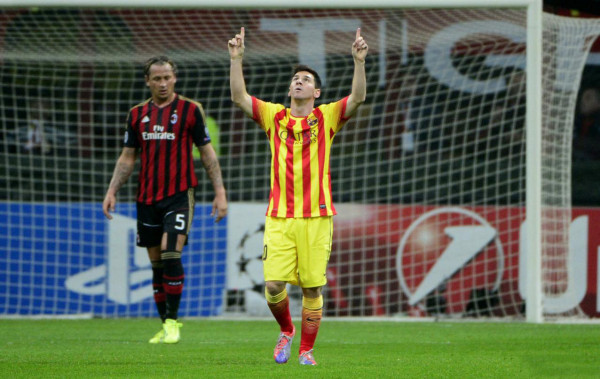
top-left (240, 26), bottom-right (245, 39)
top-left (356, 27), bottom-right (361, 40)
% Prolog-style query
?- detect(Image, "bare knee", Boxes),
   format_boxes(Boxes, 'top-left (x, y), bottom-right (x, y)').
top-left (265, 281), bottom-right (286, 296)
top-left (302, 286), bottom-right (322, 298)
top-left (161, 232), bottom-right (187, 252)
top-left (147, 246), bottom-right (161, 261)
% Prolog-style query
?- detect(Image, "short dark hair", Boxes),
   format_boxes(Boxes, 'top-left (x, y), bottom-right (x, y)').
top-left (144, 56), bottom-right (177, 77)
top-left (292, 64), bottom-right (321, 89)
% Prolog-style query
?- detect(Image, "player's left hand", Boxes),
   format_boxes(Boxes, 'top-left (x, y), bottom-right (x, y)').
top-left (352, 28), bottom-right (368, 62)
top-left (211, 193), bottom-right (228, 223)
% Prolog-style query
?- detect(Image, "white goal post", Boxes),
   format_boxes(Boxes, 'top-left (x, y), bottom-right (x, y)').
top-left (2, 0), bottom-right (600, 323)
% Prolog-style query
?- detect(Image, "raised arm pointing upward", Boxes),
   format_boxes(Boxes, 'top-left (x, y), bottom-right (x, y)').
top-left (228, 27), bottom-right (252, 117)
top-left (229, 27), bottom-right (368, 119)
top-left (346, 27), bottom-right (368, 118)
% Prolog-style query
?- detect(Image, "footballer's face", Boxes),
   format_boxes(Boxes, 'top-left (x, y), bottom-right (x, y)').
top-left (145, 63), bottom-right (177, 106)
top-left (288, 71), bottom-right (321, 100)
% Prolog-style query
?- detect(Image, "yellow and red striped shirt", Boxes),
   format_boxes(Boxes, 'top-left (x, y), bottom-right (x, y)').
top-left (252, 96), bottom-right (350, 218)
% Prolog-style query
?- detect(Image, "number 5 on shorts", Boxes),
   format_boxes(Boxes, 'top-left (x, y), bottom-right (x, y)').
top-left (175, 214), bottom-right (186, 230)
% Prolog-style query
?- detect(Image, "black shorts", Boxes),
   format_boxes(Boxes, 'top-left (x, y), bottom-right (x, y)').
top-left (136, 188), bottom-right (196, 247)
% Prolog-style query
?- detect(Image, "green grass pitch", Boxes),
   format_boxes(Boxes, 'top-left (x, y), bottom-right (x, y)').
top-left (0, 318), bottom-right (599, 378)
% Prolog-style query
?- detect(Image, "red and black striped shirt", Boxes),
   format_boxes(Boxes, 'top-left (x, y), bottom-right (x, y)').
top-left (123, 94), bottom-right (211, 204)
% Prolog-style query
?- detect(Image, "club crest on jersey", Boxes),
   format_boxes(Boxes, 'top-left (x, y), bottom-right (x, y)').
top-left (170, 112), bottom-right (178, 124)
top-left (307, 114), bottom-right (318, 127)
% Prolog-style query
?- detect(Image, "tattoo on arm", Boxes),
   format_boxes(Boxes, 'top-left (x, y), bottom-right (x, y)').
top-left (108, 160), bottom-right (134, 194)
top-left (202, 154), bottom-right (225, 191)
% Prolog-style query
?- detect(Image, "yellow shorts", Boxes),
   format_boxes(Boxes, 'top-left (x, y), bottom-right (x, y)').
top-left (262, 216), bottom-right (333, 288)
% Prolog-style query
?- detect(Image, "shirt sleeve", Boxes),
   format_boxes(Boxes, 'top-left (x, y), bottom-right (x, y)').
top-left (123, 111), bottom-right (140, 149)
top-left (252, 96), bottom-right (285, 132)
top-left (191, 102), bottom-right (211, 147)
top-left (325, 96), bottom-right (350, 134)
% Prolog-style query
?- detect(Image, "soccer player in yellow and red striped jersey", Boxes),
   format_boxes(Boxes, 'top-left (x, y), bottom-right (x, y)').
top-left (102, 56), bottom-right (227, 344)
top-left (229, 27), bottom-right (368, 366)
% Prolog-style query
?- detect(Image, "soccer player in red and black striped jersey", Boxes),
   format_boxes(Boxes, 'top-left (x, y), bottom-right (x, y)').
top-left (102, 56), bottom-right (227, 344)
top-left (228, 28), bottom-right (368, 365)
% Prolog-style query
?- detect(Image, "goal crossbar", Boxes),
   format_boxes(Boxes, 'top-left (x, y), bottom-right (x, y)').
top-left (0, 0), bottom-right (538, 9)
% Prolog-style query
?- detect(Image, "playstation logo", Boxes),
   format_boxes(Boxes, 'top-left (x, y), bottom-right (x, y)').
top-left (65, 214), bottom-right (152, 304)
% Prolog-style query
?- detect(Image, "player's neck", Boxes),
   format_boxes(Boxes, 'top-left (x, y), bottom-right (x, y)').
top-left (152, 93), bottom-right (177, 108)
top-left (290, 98), bottom-right (315, 118)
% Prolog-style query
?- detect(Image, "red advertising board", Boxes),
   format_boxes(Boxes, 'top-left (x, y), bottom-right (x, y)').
top-left (329, 204), bottom-right (600, 318)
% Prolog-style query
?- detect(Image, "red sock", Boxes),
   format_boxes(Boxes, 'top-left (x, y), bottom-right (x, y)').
top-left (299, 307), bottom-right (322, 354)
top-left (267, 295), bottom-right (295, 335)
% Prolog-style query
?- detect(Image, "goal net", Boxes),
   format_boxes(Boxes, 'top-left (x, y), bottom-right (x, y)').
top-left (1, 2), bottom-right (599, 320)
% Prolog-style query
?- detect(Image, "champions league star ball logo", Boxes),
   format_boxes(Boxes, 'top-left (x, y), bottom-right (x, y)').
top-left (396, 207), bottom-right (504, 314)
top-left (234, 223), bottom-right (266, 291)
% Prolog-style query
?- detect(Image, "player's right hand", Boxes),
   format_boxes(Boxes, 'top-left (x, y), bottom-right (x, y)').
top-left (102, 193), bottom-right (116, 220)
top-left (228, 27), bottom-right (245, 60)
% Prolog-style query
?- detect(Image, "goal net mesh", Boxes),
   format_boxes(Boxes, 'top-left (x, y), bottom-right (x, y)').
top-left (1, 6), bottom-right (599, 319)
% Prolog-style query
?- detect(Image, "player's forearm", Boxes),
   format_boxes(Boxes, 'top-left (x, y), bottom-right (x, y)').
top-left (345, 60), bottom-right (367, 118)
top-left (230, 58), bottom-right (246, 102)
top-left (230, 59), bottom-right (252, 114)
top-left (107, 159), bottom-right (134, 196)
top-left (201, 151), bottom-right (226, 197)
top-left (350, 59), bottom-right (367, 104)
